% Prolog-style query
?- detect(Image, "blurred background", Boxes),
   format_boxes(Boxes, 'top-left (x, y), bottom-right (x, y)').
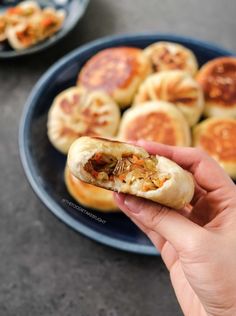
top-left (1, 0), bottom-right (236, 315)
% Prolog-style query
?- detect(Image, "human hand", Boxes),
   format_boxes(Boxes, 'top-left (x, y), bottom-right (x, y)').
top-left (114, 140), bottom-right (236, 316)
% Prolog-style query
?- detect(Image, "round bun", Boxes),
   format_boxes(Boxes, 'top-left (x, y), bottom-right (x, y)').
top-left (144, 41), bottom-right (198, 76)
top-left (118, 101), bottom-right (191, 146)
top-left (197, 57), bottom-right (236, 118)
top-left (64, 166), bottom-right (119, 212)
top-left (77, 47), bottom-right (151, 108)
top-left (134, 70), bottom-right (204, 126)
top-left (68, 137), bottom-right (194, 209)
top-left (47, 87), bottom-right (120, 154)
top-left (193, 117), bottom-right (236, 179)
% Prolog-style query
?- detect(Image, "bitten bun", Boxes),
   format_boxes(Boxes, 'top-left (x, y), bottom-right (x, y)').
top-left (68, 136), bottom-right (195, 209)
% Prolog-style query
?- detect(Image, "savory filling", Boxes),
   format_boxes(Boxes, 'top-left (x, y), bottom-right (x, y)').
top-left (16, 25), bottom-right (36, 46)
top-left (84, 153), bottom-right (169, 191)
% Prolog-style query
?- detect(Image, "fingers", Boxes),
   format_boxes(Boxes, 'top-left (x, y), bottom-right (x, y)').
top-left (137, 140), bottom-right (234, 193)
top-left (115, 193), bottom-right (179, 270)
top-left (114, 193), bottom-right (166, 251)
top-left (114, 193), bottom-right (204, 252)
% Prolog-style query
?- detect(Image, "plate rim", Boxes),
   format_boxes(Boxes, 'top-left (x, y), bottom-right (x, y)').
top-left (0, 0), bottom-right (90, 59)
top-left (18, 33), bottom-right (235, 255)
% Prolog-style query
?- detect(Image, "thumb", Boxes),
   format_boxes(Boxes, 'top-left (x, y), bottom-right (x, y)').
top-left (115, 194), bottom-right (204, 252)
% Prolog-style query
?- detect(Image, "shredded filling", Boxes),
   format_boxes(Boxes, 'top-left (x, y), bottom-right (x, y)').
top-left (84, 153), bottom-right (169, 191)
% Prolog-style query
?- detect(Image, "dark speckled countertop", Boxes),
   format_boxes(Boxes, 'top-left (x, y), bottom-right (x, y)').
top-left (1, 1), bottom-right (236, 315)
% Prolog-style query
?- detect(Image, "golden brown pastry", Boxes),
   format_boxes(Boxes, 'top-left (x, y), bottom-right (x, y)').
top-left (77, 47), bottom-right (151, 108)
top-left (67, 136), bottom-right (195, 209)
top-left (134, 70), bottom-right (204, 126)
top-left (118, 101), bottom-right (191, 146)
top-left (47, 87), bottom-right (120, 154)
top-left (193, 118), bottom-right (236, 179)
top-left (197, 57), bottom-right (236, 118)
top-left (64, 166), bottom-right (119, 212)
top-left (144, 41), bottom-right (198, 76)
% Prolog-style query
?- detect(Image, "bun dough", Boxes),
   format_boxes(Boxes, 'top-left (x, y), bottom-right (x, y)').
top-left (77, 47), bottom-right (151, 108)
top-left (134, 70), bottom-right (204, 126)
top-left (47, 87), bottom-right (120, 154)
top-left (193, 118), bottom-right (236, 179)
top-left (68, 136), bottom-right (194, 209)
top-left (197, 57), bottom-right (236, 118)
top-left (144, 41), bottom-right (198, 76)
top-left (118, 101), bottom-right (191, 146)
top-left (64, 166), bottom-right (119, 212)
top-left (7, 7), bottom-right (65, 50)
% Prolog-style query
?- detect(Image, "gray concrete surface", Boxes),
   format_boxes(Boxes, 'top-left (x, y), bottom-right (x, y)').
top-left (1, 0), bottom-right (236, 315)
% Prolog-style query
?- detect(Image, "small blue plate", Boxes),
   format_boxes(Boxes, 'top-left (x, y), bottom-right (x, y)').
top-left (19, 34), bottom-right (234, 255)
top-left (0, 0), bottom-right (89, 58)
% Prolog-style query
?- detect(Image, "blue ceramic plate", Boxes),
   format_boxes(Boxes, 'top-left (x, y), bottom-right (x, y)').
top-left (19, 34), bottom-right (234, 255)
top-left (0, 0), bottom-right (89, 58)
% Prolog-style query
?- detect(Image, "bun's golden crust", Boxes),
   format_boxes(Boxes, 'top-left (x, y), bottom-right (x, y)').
top-left (197, 57), bottom-right (236, 118)
top-left (118, 101), bottom-right (191, 146)
top-left (144, 41), bottom-right (198, 76)
top-left (47, 87), bottom-right (120, 154)
top-left (193, 118), bottom-right (236, 179)
top-left (77, 47), bottom-right (151, 108)
top-left (68, 136), bottom-right (195, 209)
top-left (134, 70), bottom-right (204, 126)
top-left (64, 166), bottom-right (119, 212)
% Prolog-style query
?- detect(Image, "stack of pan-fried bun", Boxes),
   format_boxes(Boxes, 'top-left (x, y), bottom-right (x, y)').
top-left (47, 42), bottom-right (236, 212)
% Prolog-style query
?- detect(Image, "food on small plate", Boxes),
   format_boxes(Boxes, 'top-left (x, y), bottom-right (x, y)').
top-left (144, 41), bottom-right (198, 76)
top-left (67, 136), bottom-right (194, 209)
top-left (118, 101), bottom-right (191, 146)
top-left (193, 117), bottom-right (236, 179)
top-left (77, 47), bottom-right (151, 108)
top-left (1, 0), bottom-right (40, 39)
top-left (64, 166), bottom-right (119, 212)
top-left (134, 70), bottom-right (204, 126)
top-left (7, 7), bottom-right (65, 50)
top-left (0, 1), bottom-right (65, 50)
top-left (197, 57), bottom-right (236, 118)
top-left (47, 87), bottom-right (120, 154)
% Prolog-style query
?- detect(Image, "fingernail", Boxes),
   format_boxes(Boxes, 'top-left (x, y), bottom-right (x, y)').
top-left (113, 192), bottom-right (125, 204)
top-left (124, 196), bottom-right (141, 213)
top-left (136, 139), bottom-right (145, 145)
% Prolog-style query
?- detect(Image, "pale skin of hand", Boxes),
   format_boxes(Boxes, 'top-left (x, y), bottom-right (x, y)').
top-left (114, 140), bottom-right (236, 316)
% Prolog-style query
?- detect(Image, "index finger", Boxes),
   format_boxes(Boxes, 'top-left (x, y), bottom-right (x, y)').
top-left (136, 140), bottom-right (235, 193)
